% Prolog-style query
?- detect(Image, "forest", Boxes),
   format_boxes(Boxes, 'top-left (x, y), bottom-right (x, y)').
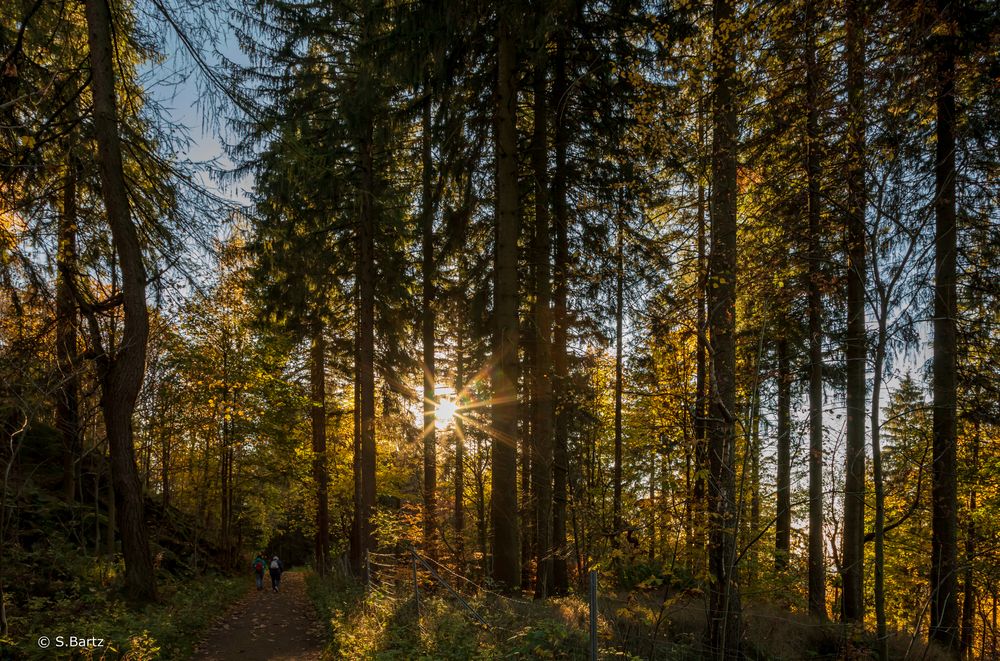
top-left (1, 0), bottom-right (998, 659)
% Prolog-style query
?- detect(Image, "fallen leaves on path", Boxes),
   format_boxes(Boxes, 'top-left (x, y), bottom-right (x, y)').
top-left (191, 572), bottom-right (325, 661)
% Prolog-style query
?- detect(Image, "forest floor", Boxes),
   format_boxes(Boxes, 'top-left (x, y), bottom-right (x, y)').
top-left (191, 571), bottom-right (327, 661)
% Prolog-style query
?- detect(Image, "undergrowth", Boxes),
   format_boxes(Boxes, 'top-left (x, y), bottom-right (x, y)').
top-left (0, 562), bottom-right (245, 660)
top-left (305, 570), bottom-right (957, 660)
top-left (1, 468), bottom-right (246, 660)
top-left (306, 572), bottom-right (594, 659)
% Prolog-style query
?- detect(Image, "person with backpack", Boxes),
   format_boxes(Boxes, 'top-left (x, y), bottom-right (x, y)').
top-left (269, 555), bottom-right (283, 592)
top-left (252, 553), bottom-right (266, 590)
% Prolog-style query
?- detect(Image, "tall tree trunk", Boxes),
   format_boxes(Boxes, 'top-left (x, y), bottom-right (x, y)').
top-left (960, 421), bottom-right (979, 657)
top-left (993, 595), bottom-right (998, 659)
top-left (930, 0), bottom-right (959, 651)
top-left (706, 0), bottom-right (741, 653)
top-left (805, 0), bottom-right (827, 620)
top-left (106, 471), bottom-right (115, 556)
top-left (521, 319), bottom-right (534, 592)
top-left (56, 152), bottom-right (80, 503)
top-left (311, 324), bottom-right (329, 576)
top-left (613, 216), bottom-right (624, 545)
top-left (161, 426), bottom-right (170, 510)
top-left (421, 87), bottom-right (437, 557)
top-left (358, 120), bottom-right (377, 563)
top-left (454, 330), bottom-right (465, 561)
top-left (775, 338), bottom-right (791, 571)
top-left (492, 3), bottom-right (521, 592)
top-left (531, 54), bottom-right (554, 599)
top-left (550, 29), bottom-right (570, 597)
top-left (649, 450), bottom-right (657, 563)
top-left (841, 0), bottom-right (867, 624)
top-left (872, 318), bottom-right (889, 658)
top-left (693, 94), bottom-right (708, 571)
top-left (84, 0), bottom-right (156, 602)
top-left (748, 378), bottom-right (761, 583)
top-left (350, 341), bottom-right (363, 574)
top-left (476, 428), bottom-right (488, 574)
top-left (220, 345), bottom-right (232, 567)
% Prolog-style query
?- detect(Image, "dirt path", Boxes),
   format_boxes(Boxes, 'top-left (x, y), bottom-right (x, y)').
top-left (191, 571), bottom-right (327, 661)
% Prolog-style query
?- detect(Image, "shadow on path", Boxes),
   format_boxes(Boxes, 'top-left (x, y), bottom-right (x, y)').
top-left (191, 571), bottom-right (326, 661)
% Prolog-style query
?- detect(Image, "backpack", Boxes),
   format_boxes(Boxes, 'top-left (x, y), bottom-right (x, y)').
top-left (254, 559), bottom-right (264, 572)
top-left (270, 558), bottom-right (280, 570)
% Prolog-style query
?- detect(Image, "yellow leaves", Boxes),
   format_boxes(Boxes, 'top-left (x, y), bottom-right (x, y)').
top-left (635, 574), bottom-right (663, 589)
top-left (709, 274), bottom-right (732, 289)
top-left (931, 20), bottom-right (953, 38)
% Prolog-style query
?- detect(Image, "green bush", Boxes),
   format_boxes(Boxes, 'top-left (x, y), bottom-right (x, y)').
top-left (507, 619), bottom-right (589, 659)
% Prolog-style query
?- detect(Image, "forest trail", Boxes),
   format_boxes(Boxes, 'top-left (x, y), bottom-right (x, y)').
top-left (191, 571), bottom-right (327, 661)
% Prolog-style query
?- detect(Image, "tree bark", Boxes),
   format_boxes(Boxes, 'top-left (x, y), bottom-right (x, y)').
top-left (492, 2), bottom-right (521, 592)
top-left (775, 338), bottom-right (791, 571)
top-left (220, 343), bottom-right (232, 567)
top-left (521, 320), bottom-right (533, 592)
top-left (454, 330), bottom-right (465, 560)
top-left (531, 54), bottom-right (554, 599)
top-left (930, 0), bottom-right (960, 651)
top-left (161, 418), bottom-right (170, 510)
top-left (872, 317), bottom-right (889, 658)
top-left (350, 340), bottom-right (363, 574)
top-left (805, 0), bottom-right (827, 620)
top-left (550, 29), bottom-right (570, 597)
top-left (747, 380), bottom-right (761, 587)
top-left (358, 121), bottom-right (377, 561)
top-left (311, 325), bottom-right (329, 576)
top-left (106, 472), bottom-right (115, 556)
top-left (694, 95), bottom-right (708, 570)
top-left (706, 0), bottom-right (741, 653)
top-left (960, 422), bottom-right (979, 657)
top-left (421, 86), bottom-right (437, 557)
top-left (84, 0), bottom-right (156, 602)
top-left (56, 152), bottom-right (80, 503)
top-left (613, 215), bottom-right (624, 546)
top-left (841, 0), bottom-right (867, 624)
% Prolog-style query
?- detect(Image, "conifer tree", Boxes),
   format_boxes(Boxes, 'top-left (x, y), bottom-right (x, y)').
top-left (706, 0), bottom-right (741, 653)
top-left (841, 0), bottom-right (868, 624)
top-left (492, 0), bottom-right (521, 592)
top-left (930, 0), bottom-right (959, 650)
top-left (84, 0), bottom-right (157, 602)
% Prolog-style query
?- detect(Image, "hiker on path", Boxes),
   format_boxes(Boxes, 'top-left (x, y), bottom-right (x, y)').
top-left (252, 552), bottom-right (266, 590)
top-left (269, 555), bottom-right (284, 592)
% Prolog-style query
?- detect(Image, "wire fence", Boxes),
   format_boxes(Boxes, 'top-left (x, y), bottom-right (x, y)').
top-left (350, 546), bottom-right (954, 661)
